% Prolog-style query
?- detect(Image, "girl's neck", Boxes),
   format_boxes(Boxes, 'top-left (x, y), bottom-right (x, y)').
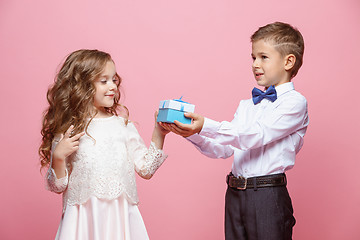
top-left (93, 108), bottom-right (113, 118)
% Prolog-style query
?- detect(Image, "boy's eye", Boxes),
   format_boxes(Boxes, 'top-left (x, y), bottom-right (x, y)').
top-left (262, 56), bottom-right (268, 59)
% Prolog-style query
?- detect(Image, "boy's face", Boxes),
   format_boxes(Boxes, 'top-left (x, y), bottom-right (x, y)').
top-left (251, 40), bottom-right (290, 88)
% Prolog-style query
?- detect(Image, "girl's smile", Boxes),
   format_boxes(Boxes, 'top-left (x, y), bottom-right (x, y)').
top-left (93, 61), bottom-right (118, 113)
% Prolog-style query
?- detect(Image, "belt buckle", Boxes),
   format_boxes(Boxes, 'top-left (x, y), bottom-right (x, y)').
top-left (237, 176), bottom-right (248, 190)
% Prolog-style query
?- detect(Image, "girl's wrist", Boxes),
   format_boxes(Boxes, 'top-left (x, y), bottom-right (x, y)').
top-left (152, 127), bottom-right (166, 148)
top-left (155, 124), bottom-right (169, 136)
top-left (52, 155), bottom-right (66, 167)
top-left (153, 127), bottom-right (167, 138)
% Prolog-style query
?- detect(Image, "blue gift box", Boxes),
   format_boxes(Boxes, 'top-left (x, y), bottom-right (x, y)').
top-left (157, 97), bottom-right (195, 124)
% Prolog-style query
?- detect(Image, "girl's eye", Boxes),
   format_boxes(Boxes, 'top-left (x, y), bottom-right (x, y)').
top-left (113, 79), bottom-right (119, 84)
top-left (262, 56), bottom-right (268, 59)
top-left (100, 80), bottom-right (107, 84)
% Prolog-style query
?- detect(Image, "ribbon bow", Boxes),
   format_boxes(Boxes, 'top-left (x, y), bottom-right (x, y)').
top-left (252, 85), bottom-right (277, 104)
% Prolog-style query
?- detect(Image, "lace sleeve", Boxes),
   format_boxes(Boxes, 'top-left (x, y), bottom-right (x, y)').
top-left (135, 142), bottom-right (168, 179)
top-left (127, 122), bottom-right (168, 179)
top-left (46, 168), bottom-right (69, 193)
top-left (45, 136), bottom-right (69, 193)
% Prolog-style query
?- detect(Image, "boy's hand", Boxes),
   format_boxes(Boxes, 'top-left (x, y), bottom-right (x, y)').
top-left (159, 112), bottom-right (204, 137)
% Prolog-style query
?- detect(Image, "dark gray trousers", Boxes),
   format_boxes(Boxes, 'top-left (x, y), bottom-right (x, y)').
top-left (225, 185), bottom-right (295, 240)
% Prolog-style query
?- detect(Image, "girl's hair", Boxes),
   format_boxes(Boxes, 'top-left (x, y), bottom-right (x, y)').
top-left (39, 49), bottom-right (128, 170)
top-left (251, 22), bottom-right (305, 78)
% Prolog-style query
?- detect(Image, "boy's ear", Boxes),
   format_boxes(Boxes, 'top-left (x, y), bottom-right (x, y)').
top-left (284, 54), bottom-right (296, 71)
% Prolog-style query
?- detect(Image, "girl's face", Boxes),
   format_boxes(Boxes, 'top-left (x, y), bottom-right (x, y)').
top-left (251, 40), bottom-right (289, 88)
top-left (93, 61), bottom-right (119, 114)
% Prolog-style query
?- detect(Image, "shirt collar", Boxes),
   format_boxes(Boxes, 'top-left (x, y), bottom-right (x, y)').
top-left (275, 82), bottom-right (294, 97)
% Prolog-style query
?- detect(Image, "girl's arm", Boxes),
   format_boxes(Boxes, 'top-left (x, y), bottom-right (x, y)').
top-left (46, 126), bottom-right (84, 193)
top-left (151, 111), bottom-right (169, 150)
top-left (52, 126), bottom-right (84, 177)
top-left (128, 113), bottom-right (169, 180)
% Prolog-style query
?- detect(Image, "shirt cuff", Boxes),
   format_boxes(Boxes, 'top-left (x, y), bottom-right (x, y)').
top-left (199, 117), bottom-right (221, 139)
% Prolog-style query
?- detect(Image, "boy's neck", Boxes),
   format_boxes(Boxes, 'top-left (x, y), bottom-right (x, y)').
top-left (263, 80), bottom-right (291, 90)
top-left (275, 80), bottom-right (291, 88)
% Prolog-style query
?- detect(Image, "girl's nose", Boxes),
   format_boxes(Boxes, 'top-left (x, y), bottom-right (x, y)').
top-left (109, 82), bottom-right (117, 90)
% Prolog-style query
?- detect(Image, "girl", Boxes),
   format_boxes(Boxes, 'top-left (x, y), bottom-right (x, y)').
top-left (39, 49), bottom-right (169, 240)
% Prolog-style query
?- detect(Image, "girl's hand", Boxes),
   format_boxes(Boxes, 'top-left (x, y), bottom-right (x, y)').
top-left (52, 125), bottom-right (85, 164)
top-left (159, 112), bottom-right (204, 138)
top-left (154, 111), bottom-right (170, 136)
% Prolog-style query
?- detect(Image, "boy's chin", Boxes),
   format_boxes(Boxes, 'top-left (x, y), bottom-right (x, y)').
top-left (256, 81), bottom-right (269, 88)
top-left (256, 80), bottom-right (281, 88)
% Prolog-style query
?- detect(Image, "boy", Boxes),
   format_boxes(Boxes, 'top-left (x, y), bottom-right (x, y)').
top-left (160, 22), bottom-right (309, 240)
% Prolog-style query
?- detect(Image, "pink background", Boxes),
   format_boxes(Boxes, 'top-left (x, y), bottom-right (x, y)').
top-left (1, 0), bottom-right (360, 239)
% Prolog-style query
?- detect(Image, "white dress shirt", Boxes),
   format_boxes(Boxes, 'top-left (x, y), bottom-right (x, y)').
top-left (187, 82), bottom-right (309, 178)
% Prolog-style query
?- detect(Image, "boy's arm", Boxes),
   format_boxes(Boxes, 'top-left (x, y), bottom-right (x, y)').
top-left (170, 97), bottom-right (308, 151)
top-left (159, 112), bottom-right (204, 137)
top-left (186, 133), bottom-right (235, 159)
top-left (160, 112), bottom-right (234, 159)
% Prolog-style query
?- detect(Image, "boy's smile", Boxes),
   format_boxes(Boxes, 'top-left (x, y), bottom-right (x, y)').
top-left (251, 40), bottom-right (291, 88)
top-left (254, 72), bottom-right (264, 80)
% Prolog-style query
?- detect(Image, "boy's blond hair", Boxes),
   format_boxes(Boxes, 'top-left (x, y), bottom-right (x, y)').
top-left (251, 22), bottom-right (304, 78)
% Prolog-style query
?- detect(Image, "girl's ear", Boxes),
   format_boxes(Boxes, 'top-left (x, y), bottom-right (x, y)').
top-left (284, 54), bottom-right (296, 71)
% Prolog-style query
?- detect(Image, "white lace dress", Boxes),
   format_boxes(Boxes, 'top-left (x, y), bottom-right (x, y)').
top-left (46, 116), bottom-right (167, 240)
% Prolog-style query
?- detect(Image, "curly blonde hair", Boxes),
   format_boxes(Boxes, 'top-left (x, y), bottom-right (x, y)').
top-left (39, 49), bottom-right (128, 169)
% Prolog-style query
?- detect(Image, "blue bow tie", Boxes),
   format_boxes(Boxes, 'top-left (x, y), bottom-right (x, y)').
top-left (252, 85), bottom-right (277, 104)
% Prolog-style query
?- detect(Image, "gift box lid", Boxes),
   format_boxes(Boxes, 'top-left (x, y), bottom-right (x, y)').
top-left (159, 97), bottom-right (195, 112)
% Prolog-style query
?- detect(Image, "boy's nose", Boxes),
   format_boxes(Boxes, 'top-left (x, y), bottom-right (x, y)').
top-left (252, 59), bottom-right (260, 68)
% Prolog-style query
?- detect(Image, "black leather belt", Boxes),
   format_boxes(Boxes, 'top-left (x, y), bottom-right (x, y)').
top-left (226, 172), bottom-right (287, 190)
